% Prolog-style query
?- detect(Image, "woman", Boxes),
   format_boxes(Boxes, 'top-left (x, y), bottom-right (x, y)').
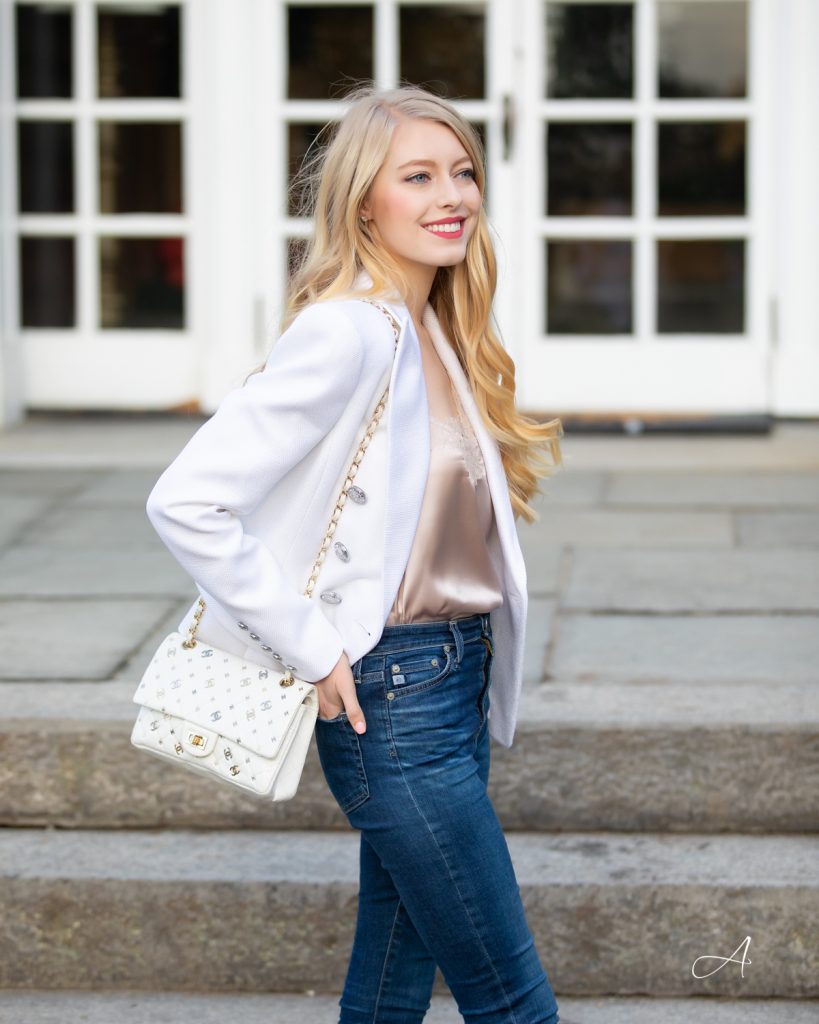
top-left (146, 84), bottom-right (563, 1023)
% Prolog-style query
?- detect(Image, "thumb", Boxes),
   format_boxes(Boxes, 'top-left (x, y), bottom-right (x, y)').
top-left (342, 693), bottom-right (367, 735)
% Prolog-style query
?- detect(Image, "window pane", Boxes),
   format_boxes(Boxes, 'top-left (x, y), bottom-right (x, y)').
top-left (547, 122), bottom-right (632, 216)
top-left (657, 239), bottom-right (744, 333)
top-left (16, 3), bottom-right (73, 98)
top-left (20, 237), bottom-right (75, 327)
top-left (658, 121), bottom-right (745, 217)
top-left (97, 4), bottom-right (181, 98)
top-left (658, 1), bottom-right (747, 98)
top-left (546, 3), bottom-right (633, 99)
top-left (18, 121), bottom-right (74, 213)
top-left (100, 237), bottom-right (185, 328)
top-left (287, 5), bottom-right (373, 99)
top-left (98, 122), bottom-right (182, 214)
top-left (400, 4), bottom-right (486, 99)
top-left (546, 240), bottom-right (632, 334)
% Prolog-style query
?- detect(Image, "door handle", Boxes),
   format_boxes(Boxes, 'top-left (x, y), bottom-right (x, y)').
top-left (502, 93), bottom-right (516, 161)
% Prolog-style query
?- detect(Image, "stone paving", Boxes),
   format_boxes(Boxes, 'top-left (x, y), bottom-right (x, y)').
top-left (0, 414), bottom-right (817, 1018)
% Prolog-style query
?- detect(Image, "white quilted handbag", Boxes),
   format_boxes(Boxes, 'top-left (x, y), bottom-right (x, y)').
top-left (131, 300), bottom-right (401, 800)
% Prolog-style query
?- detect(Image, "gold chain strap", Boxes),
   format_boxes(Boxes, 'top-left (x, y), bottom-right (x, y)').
top-left (183, 299), bottom-right (402, 650)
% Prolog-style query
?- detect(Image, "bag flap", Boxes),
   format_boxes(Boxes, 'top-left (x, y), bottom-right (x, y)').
top-left (133, 631), bottom-right (317, 759)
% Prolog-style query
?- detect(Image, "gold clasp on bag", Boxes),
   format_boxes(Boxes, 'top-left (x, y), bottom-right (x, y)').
top-left (189, 733), bottom-right (205, 747)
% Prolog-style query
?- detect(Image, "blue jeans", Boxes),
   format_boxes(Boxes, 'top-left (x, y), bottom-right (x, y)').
top-left (314, 612), bottom-right (561, 1024)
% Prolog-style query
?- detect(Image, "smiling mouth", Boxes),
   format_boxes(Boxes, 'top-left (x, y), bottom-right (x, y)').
top-left (423, 219), bottom-right (466, 236)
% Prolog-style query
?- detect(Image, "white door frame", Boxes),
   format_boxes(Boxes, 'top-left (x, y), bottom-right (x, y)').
top-left (514, 0), bottom-right (774, 418)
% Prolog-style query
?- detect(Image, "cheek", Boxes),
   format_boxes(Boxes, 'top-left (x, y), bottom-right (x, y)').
top-left (376, 189), bottom-right (424, 234)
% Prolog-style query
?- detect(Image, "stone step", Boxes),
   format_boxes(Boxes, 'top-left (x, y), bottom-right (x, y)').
top-left (0, 829), bottom-right (816, 998)
top-left (0, 990), bottom-right (817, 1024)
top-left (1, 680), bottom-right (816, 832)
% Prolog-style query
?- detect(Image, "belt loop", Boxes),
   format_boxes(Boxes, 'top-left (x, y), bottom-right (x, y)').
top-left (448, 618), bottom-right (464, 665)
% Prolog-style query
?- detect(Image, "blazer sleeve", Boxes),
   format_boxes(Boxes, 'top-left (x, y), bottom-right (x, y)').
top-left (145, 301), bottom-right (365, 683)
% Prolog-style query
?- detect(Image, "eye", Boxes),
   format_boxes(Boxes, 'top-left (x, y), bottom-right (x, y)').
top-left (406, 172), bottom-right (430, 184)
top-left (458, 167), bottom-right (476, 180)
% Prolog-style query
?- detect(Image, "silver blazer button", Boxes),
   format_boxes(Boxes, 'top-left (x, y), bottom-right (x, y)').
top-left (334, 541), bottom-right (350, 562)
top-left (320, 590), bottom-right (343, 604)
top-left (348, 485), bottom-right (367, 504)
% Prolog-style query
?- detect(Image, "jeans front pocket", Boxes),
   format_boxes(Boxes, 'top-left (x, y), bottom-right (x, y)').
top-left (477, 634), bottom-right (494, 726)
top-left (386, 642), bottom-right (456, 699)
top-left (314, 712), bottom-right (370, 813)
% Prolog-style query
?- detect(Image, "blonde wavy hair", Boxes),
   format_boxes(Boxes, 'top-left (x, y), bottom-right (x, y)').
top-left (248, 83), bottom-right (562, 523)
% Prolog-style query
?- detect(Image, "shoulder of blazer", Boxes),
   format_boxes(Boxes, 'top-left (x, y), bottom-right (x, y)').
top-left (294, 297), bottom-right (400, 366)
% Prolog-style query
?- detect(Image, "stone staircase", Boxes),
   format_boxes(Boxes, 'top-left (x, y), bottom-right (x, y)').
top-left (1, 434), bottom-right (818, 1022)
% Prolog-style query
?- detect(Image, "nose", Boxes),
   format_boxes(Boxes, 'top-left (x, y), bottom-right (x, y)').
top-left (436, 173), bottom-right (462, 208)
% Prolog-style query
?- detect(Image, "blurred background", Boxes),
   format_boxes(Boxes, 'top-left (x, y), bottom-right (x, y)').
top-left (1, 0), bottom-right (817, 432)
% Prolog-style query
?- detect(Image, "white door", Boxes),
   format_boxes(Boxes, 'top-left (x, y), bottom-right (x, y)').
top-left (5, 0), bottom-right (784, 421)
top-left (7, 0), bottom-right (198, 411)
top-left (514, 0), bottom-right (772, 420)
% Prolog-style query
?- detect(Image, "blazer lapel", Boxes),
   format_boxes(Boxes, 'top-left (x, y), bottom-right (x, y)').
top-left (377, 300), bottom-right (430, 622)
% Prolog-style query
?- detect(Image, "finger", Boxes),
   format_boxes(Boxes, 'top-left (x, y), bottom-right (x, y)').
top-left (338, 690), bottom-right (366, 735)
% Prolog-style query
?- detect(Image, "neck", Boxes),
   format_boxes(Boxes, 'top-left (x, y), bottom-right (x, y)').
top-left (400, 264), bottom-right (437, 327)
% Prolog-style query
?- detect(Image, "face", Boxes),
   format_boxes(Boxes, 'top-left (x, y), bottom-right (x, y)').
top-left (359, 117), bottom-right (482, 277)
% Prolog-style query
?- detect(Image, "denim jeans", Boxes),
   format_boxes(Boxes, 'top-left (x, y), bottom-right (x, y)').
top-left (314, 612), bottom-right (561, 1024)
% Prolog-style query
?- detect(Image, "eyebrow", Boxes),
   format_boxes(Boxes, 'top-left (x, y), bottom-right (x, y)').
top-left (397, 156), bottom-right (473, 170)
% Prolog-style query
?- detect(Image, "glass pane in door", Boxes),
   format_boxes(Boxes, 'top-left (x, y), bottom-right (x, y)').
top-left (546, 240), bottom-right (632, 334)
top-left (20, 237), bottom-right (76, 328)
top-left (97, 4), bottom-right (181, 98)
top-left (17, 120), bottom-right (75, 213)
top-left (658, 1), bottom-right (747, 98)
top-left (658, 121), bottom-right (746, 216)
top-left (15, 3), bottom-right (73, 98)
top-left (545, 2), bottom-right (633, 98)
top-left (546, 121), bottom-right (632, 216)
top-left (657, 239), bottom-right (744, 333)
top-left (400, 3), bottom-right (486, 98)
top-left (100, 237), bottom-right (185, 328)
top-left (287, 5), bottom-right (373, 99)
top-left (98, 121), bottom-right (183, 213)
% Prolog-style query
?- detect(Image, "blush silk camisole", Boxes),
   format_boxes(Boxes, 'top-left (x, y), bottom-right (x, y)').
top-left (386, 329), bottom-right (504, 625)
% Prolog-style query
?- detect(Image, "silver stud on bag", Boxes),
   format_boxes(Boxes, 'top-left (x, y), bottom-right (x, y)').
top-left (320, 591), bottom-right (342, 604)
top-left (334, 541), bottom-right (350, 561)
top-left (348, 485), bottom-right (367, 504)
top-left (237, 622), bottom-right (248, 630)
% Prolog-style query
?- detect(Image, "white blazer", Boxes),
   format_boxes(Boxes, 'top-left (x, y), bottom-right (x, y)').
top-left (145, 277), bottom-right (528, 747)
